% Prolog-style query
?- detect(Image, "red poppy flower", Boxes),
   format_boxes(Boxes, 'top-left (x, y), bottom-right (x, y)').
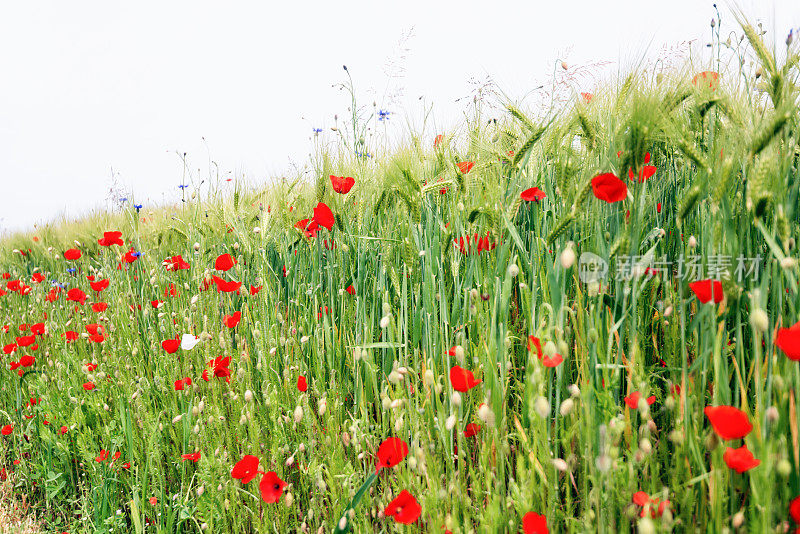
top-left (164, 255), bottom-right (190, 271)
top-left (58, 426), bottom-right (68, 435)
top-left (632, 491), bottom-right (650, 506)
top-left (66, 288), bottom-right (87, 305)
top-left (464, 423), bottom-right (481, 437)
top-left (520, 187), bottom-right (546, 202)
top-left (83, 382), bottom-right (96, 391)
top-left (249, 285), bottom-right (262, 296)
top-left (212, 276), bottom-right (242, 293)
top-left (628, 165), bottom-right (657, 183)
top-left (181, 451), bottom-right (201, 463)
top-left (434, 134), bottom-right (444, 148)
top-left (723, 444), bottom-right (760, 473)
top-left (624, 392), bottom-right (656, 410)
top-left (345, 284), bottom-right (355, 295)
top-left (457, 161), bottom-right (475, 174)
top-left (18, 355), bottom-right (36, 367)
top-left (542, 353), bottom-right (563, 368)
top-left (581, 92), bottom-right (593, 103)
top-left (95, 450), bottom-right (109, 462)
top-left (449, 365), bottom-right (481, 392)
top-left (98, 231), bottom-right (123, 247)
top-left (330, 175), bottom-right (355, 194)
top-left (295, 218), bottom-right (319, 239)
top-left (704, 405), bottom-right (752, 440)
top-left (791, 495), bottom-right (800, 524)
top-left (259, 471), bottom-right (287, 503)
top-left (2, 343), bottom-right (16, 355)
top-left (1, 425), bottom-right (12, 436)
top-left (215, 253), bottom-right (237, 271)
top-left (63, 331), bottom-right (78, 342)
top-left (16, 335), bottom-right (36, 348)
top-left (383, 490), bottom-right (422, 524)
top-left (122, 248), bottom-right (139, 263)
top-left (91, 302), bottom-right (108, 313)
top-left (312, 202), bottom-right (335, 231)
top-left (161, 338), bottom-right (180, 354)
top-left (689, 279), bottom-right (724, 304)
top-left (231, 455), bottom-right (261, 484)
top-left (207, 355), bottom-right (232, 379)
top-left (656, 202), bottom-right (662, 213)
top-left (89, 279), bottom-right (110, 292)
top-left (522, 511), bottom-right (548, 534)
top-left (297, 375), bottom-right (308, 392)
top-left (591, 173), bottom-right (627, 203)
top-left (375, 437), bottom-right (409, 473)
top-left (775, 321), bottom-right (800, 361)
top-left (174, 377), bottom-right (192, 391)
top-left (223, 311), bottom-right (241, 328)
top-left (692, 71), bottom-right (720, 91)
top-left (64, 248), bottom-right (82, 260)
top-left (31, 273), bottom-right (45, 284)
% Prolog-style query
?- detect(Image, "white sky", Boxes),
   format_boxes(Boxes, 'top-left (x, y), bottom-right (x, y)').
top-left (0, 0), bottom-right (796, 235)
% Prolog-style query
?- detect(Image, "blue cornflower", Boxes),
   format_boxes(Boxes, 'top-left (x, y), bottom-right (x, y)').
top-left (51, 281), bottom-right (66, 289)
top-left (178, 184), bottom-right (189, 190)
top-left (120, 197), bottom-right (128, 203)
top-left (134, 203), bottom-right (142, 211)
top-left (132, 252), bottom-right (142, 258)
top-left (312, 128), bottom-right (323, 133)
top-left (378, 109), bottom-right (391, 122)
top-left (66, 268), bottom-right (76, 274)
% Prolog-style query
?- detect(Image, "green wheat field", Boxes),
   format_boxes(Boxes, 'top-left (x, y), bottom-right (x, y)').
top-left (1, 13), bottom-right (800, 534)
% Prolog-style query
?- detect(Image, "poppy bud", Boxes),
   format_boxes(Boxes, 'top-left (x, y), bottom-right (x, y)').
top-left (318, 399), bottom-right (327, 416)
top-left (569, 384), bottom-right (581, 398)
top-left (705, 431), bottom-right (719, 451)
top-left (766, 406), bottom-right (779, 423)
top-left (749, 309), bottom-right (769, 332)
top-left (380, 316), bottom-right (390, 329)
top-left (560, 243), bottom-right (576, 269)
top-left (637, 517), bottom-right (655, 534)
top-left (423, 369), bottom-right (435, 388)
top-left (551, 458), bottom-right (568, 472)
top-left (777, 458), bottom-right (792, 477)
top-left (445, 414), bottom-right (456, 430)
top-left (293, 405), bottom-right (303, 423)
top-left (559, 398), bottom-right (574, 416)
top-left (507, 264), bottom-right (519, 277)
top-left (534, 397), bottom-right (550, 419)
top-left (781, 257), bottom-right (797, 269)
top-left (172, 415), bottom-right (183, 424)
top-left (663, 305), bottom-right (673, 317)
top-left (478, 403), bottom-right (495, 427)
top-left (668, 429), bottom-right (684, 445)
top-left (688, 235), bottom-right (697, 249)
top-left (639, 438), bottom-right (652, 454)
top-left (451, 392), bottom-right (462, 407)
top-left (193, 242), bottom-right (201, 251)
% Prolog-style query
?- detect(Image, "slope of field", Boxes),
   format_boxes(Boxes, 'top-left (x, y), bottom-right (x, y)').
top-left (1, 20), bottom-right (800, 533)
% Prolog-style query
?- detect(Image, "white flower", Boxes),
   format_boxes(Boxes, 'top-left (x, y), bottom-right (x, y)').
top-left (181, 334), bottom-right (201, 351)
